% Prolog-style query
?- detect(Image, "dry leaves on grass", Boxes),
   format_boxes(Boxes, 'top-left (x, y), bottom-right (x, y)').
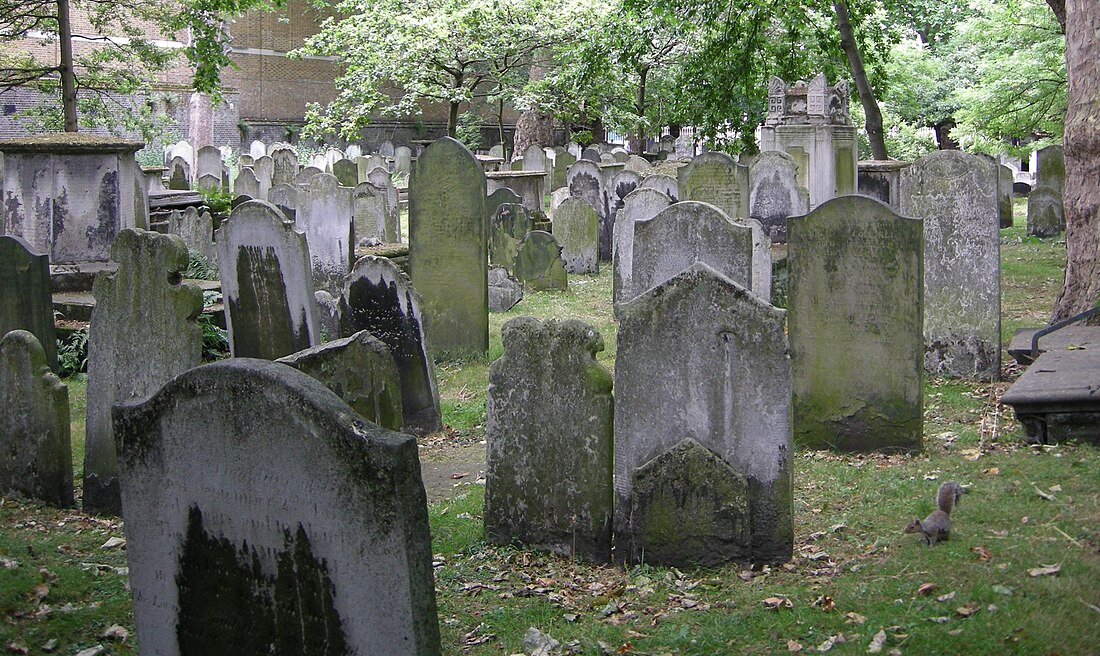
top-left (1028, 564), bottom-right (1061, 577)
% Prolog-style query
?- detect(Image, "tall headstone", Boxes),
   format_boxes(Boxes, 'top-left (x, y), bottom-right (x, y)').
top-left (567, 160), bottom-right (609, 259)
top-left (900, 150), bottom-right (1001, 380)
top-left (551, 149), bottom-right (576, 191)
top-left (367, 167), bottom-right (401, 243)
top-left (271, 146), bottom-right (299, 187)
top-left (513, 231), bottom-right (568, 291)
top-left (998, 164), bottom-right (1014, 228)
top-left (613, 188), bottom-right (671, 311)
top-left (489, 202), bottom-right (533, 270)
top-left (167, 206), bottom-right (217, 267)
top-left (749, 151), bottom-right (808, 243)
top-left (615, 264), bottom-right (792, 566)
top-left (216, 200), bottom-right (321, 360)
top-left (0, 236), bottom-right (57, 372)
top-left (353, 182), bottom-right (388, 244)
top-left (168, 156), bottom-right (192, 190)
top-left (521, 143), bottom-right (550, 190)
top-left (394, 146), bottom-right (413, 177)
top-left (408, 137), bottom-right (488, 358)
top-left (114, 359), bottom-right (441, 656)
top-left (1026, 186), bottom-right (1064, 237)
top-left (553, 197), bottom-right (600, 274)
top-left (485, 318), bottom-right (613, 561)
top-left (341, 257), bottom-right (442, 435)
top-left (606, 170), bottom-right (641, 254)
top-left (1035, 144), bottom-right (1065, 195)
top-left (788, 196), bottom-right (923, 452)
top-left (0, 330), bottom-right (72, 507)
top-left (677, 152), bottom-right (749, 220)
top-left (296, 173), bottom-right (354, 294)
top-left (638, 173), bottom-right (679, 201)
top-left (84, 229), bottom-right (203, 515)
top-left (333, 158), bottom-right (359, 188)
top-left (233, 167), bottom-right (260, 200)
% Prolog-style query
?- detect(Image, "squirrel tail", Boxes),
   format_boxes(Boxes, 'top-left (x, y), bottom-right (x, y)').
top-left (937, 481), bottom-right (965, 515)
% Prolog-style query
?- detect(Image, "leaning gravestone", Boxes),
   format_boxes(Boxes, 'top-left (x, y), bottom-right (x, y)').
top-left (513, 231), bottom-right (568, 291)
top-left (788, 196), bottom-right (923, 452)
top-left (333, 158), bottom-right (359, 188)
top-left (749, 151), bottom-right (808, 243)
top-left (341, 257), bottom-right (442, 435)
top-left (485, 318), bottom-right (613, 561)
top-left (567, 160), bottom-right (609, 259)
top-left (277, 330), bottom-right (404, 432)
top-left (488, 266), bottom-right (524, 312)
top-left (615, 264), bottom-right (792, 566)
top-left (678, 151), bottom-right (750, 220)
top-left (0, 330), bottom-right (72, 507)
top-left (296, 173), bottom-right (354, 294)
top-left (638, 173), bottom-right (679, 201)
top-left (367, 167), bottom-right (401, 242)
top-left (353, 182), bottom-right (388, 244)
top-left (233, 167), bottom-right (261, 200)
top-left (114, 359), bottom-right (441, 656)
top-left (1027, 186), bottom-right (1064, 237)
top-left (270, 146), bottom-right (298, 187)
top-left (553, 197), bottom-right (600, 274)
top-left (0, 236), bottom-right (57, 372)
top-left (409, 137), bottom-right (488, 357)
top-left (489, 202), bottom-right (533, 270)
top-left (900, 151), bottom-right (1000, 380)
top-left (613, 188), bottom-right (671, 311)
top-left (216, 200), bottom-right (321, 360)
top-left (84, 229), bottom-right (202, 515)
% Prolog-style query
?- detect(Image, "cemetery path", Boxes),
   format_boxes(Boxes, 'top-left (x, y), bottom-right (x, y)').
top-left (419, 441), bottom-right (486, 503)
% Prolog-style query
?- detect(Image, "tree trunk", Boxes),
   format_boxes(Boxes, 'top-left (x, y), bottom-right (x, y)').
top-left (1046, 0), bottom-right (1067, 33)
top-left (1051, 0), bottom-right (1100, 322)
top-left (447, 100), bottom-right (460, 138)
top-left (512, 110), bottom-right (554, 159)
top-left (497, 97), bottom-right (506, 156)
top-left (833, 0), bottom-right (887, 159)
top-left (933, 120), bottom-right (958, 150)
top-left (57, 0), bottom-right (78, 132)
top-left (631, 66), bottom-right (648, 153)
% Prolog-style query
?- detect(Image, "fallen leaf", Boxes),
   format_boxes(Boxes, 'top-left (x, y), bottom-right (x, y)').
top-left (563, 613), bottom-right (578, 622)
top-left (917, 582), bottom-right (937, 596)
top-left (6, 642), bottom-right (29, 655)
top-left (829, 524), bottom-right (848, 533)
top-left (738, 570), bottom-right (755, 582)
top-left (971, 546), bottom-right (992, 561)
top-left (1050, 484), bottom-right (1063, 492)
top-left (936, 591), bottom-right (956, 603)
top-left (101, 624), bottom-right (129, 641)
top-left (100, 537), bottom-right (125, 550)
top-left (41, 639), bottom-right (57, 653)
top-left (787, 640), bottom-right (803, 653)
top-left (948, 629), bottom-right (963, 636)
top-left (74, 647), bottom-right (105, 656)
top-left (762, 596), bottom-right (794, 609)
top-left (1033, 485), bottom-right (1056, 501)
top-left (992, 585), bottom-right (1014, 596)
top-left (982, 467), bottom-right (1000, 475)
top-left (867, 629), bottom-right (887, 653)
top-left (31, 584), bottom-right (48, 603)
top-left (928, 617), bottom-right (951, 624)
top-left (845, 611), bottom-right (866, 625)
top-left (816, 634), bottom-right (845, 652)
top-left (615, 642), bottom-right (633, 654)
top-left (0, 557), bottom-right (18, 569)
top-left (1021, 516), bottom-right (1030, 524)
top-left (812, 595), bottom-right (835, 611)
top-left (956, 603), bottom-right (980, 618)
top-left (1028, 564), bottom-right (1061, 577)
top-left (449, 472), bottom-right (467, 480)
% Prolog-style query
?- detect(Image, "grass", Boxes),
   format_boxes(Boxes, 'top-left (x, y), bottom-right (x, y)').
top-left (3, 203), bottom-right (1095, 655)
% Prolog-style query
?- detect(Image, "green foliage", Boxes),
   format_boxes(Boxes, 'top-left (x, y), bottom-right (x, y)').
top-left (56, 329), bottom-right (89, 378)
top-left (185, 251), bottom-right (220, 281)
top-left (198, 313), bottom-right (229, 361)
top-left (197, 186), bottom-right (233, 222)
top-left (455, 111), bottom-right (484, 150)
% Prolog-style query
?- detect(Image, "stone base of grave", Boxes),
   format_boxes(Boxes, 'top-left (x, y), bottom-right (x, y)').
top-left (1007, 326), bottom-right (1100, 365)
top-left (1002, 348), bottom-right (1100, 445)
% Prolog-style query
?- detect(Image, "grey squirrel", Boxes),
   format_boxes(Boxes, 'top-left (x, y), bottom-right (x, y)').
top-left (904, 481), bottom-right (966, 545)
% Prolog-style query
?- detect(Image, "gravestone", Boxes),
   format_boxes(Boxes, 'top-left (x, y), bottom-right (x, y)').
top-left (999, 164), bottom-right (1014, 228)
top-left (314, 290), bottom-right (341, 341)
top-left (900, 150), bottom-right (1000, 380)
top-left (1026, 186), bottom-right (1064, 237)
top-left (638, 173), bottom-right (679, 201)
top-left (513, 231), bottom-right (568, 291)
top-left (167, 206), bottom-right (217, 267)
top-left (788, 196), bottom-right (923, 452)
top-left (488, 266), bottom-right (524, 312)
top-left (333, 158), bottom-right (359, 188)
top-left (521, 143), bottom-right (550, 190)
top-left (353, 182), bottom-right (388, 244)
top-left (322, 147), bottom-right (344, 173)
top-left (749, 151), bottom-right (807, 243)
top-left (0, 330), bottom-right (72, 507)
top-left (487, 187), bottom-right (523, 226)
top-left (249, 140), bottom-right (266, 159)
top-left (367, 167), bottom-right (401, 242)
top-left (268, 183), bottom-right (298, 221)
top-left (625, 155), bottom-right (651, 173)
top-left (295, 166), bottom-right (323, 185)
top-left (365, 154), bottom-right (387, 173)
top-left (551, 149), bottom-right (576, 191)
top-left (615, 264), bottom-right (792, 566)
top-left (606, 170), bottom-right (641, 256)
top-left (408, 137), bottom-right (488, 358)
top-left (341, 256), bottom-right (442, 435)
top-left (380, 140), bottom-right (396, 157)
top-left (567, 160), bottom-right (609, 259)
top-left (489, 202), bottom-right (533, 270)
top-left (394, 146), bottom-right (413, 177)
top-left (346, 144), bottom-right (363, 160)
top-left (216, 200), bottom-right (321, 360)
top-left (277, 330), bottom-right (404, 432)
top-left (613, 188), bottom-right (671, 311)
top-left (195, 173), bottom-right (222, 191)
top-left (1035, 144), bottom-right (1065, 195)
top-left (296, 173), bottom-right (354, 294)
top-left (0, 236), bottom-right (57, 372)
top-left (552, 197), bottom-right (600, 274)
top-left (253, 155), bottom-right (274, 200)
top-left (168, 156), bottom-right (191, 190)
top-left (84, 229), bottom-right (202, 515)
top-left (271, 146), bottom-right (299, 187)
top-left (195, 145), bottom-right (222, 185)
top-left (488, 144), bottom-right (504, 159)
top-left (581, 147), bottom-right (601, 162)
top-left (485, 318), bottom-right (613, 561)
top-left (113, 359), bottom-right (441, 656)
top-left (233, 167), bottom-right (260, 199)
top-left (678, 152), bottom-right (749, 220)
top-left (239, 155), bottom-right (255, 169)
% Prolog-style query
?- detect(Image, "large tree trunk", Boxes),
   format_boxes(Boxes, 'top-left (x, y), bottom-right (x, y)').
top-left (1046, 0), bottom-right (1066, 33)
top-left (447, 100), bottom-right (460, 138)
top-left (933, 120), bottom-right (958, 150)
top-left (1051, 0), bottom-right (1100, 322)
top-left (512, 109), bottom-right (553, 159)
top-left (57, 0), bottom-right (78, 132)
top-left (833, 0), bottom-right (887, 159)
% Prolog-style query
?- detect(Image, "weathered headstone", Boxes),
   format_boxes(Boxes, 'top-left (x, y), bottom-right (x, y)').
top-left (551, 149), bottom-right (576, 191)
top-left (268, 183), bottom-right (298, 221)
top-left (168, 156), bottom-right (192, 190)
top-left (678, 152), bottom-right (749, 220)
top-left (195, 173), bottom-right (221, 191)
top-left (271, 146), bottom-right (299, 187)
top-left (900, 150), bottom-right (1000, 380)
top-left (521, 143), bottom-right (550, 190)
top-left (552, 197), bottom-right (600, 274)
top-left (566, 160), bottom-right (609, 260)
top-left (233, 167), bottom-right (261, 199)
top-left (394, 146), bottom-right (413, 177)
top-left (581, 147), bottom-right (601, 162)
top-left (613, 188), bottom-right (671, 311)
top-left (379, 140), bottom-right (396, 157)
top-left (485, 318), bottom-right (613, 561)
top-left (487, 187), bottom-right (523, 226)
top-left (0, 330), bottom-right (71, 507)
top-left (0, 236), bottom-right (57, 372)
top-left (341, 256), bottom-right (442, 435)
top-left (408, 137), bottom-right (488, 357)
top-left (295, 173), bottom-right (354, 294)
top-left (489, 202), bottom-right (533, 270)
top-left (638, 173), bottom-right (679, 201)
top-left (749, 151), bottom-right (808, 243)
top-left (489, 144), bottom-right (505, 159)
top-left (1035, 144), bottom-right (1065, 195)
top-left (367, 167), bottom-right (401, 243)
top-left (84, 229), bottom-right (203, 515)
top-left (513, 231), bottom-right (568, 291)
top-left (114, 359), bottom-right (441, 656)
top-left (788, 196), bottom-right (923, 452)
top-left (277, 330), bottom-right (404, 432)
top-left (353, 182), bottom-right (388, 244)
top-left (216, 200), bottom-right (321, 360)
top-left (1026, 186), bottom-right (1064, 237)
top-left (488, 265), bottom-right (524, 312)
top-left (195, 145), bottom-right (222, 183)
top-left (333, 158), bottom-right (359, 188)
top-left (999, 164), bottom-right (1014, 228)
top-left (167, 206), bottom-right (217, 267)
top-left (606, 170), bottom-right (641, 257)
top-left (625, 155), bottom-right (651, 173)
top-left (294, 166), bottom-right (323, 186)
top-left (615, 264), bottom-right (792, 566)
top-left (249, 140), bottom-right (266, 159)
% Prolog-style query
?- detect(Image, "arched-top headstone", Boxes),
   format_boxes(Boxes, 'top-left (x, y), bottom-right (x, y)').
top-left (0, 235), bottom-right (57, 372)
top-left (345, 143), bottom-right (363, 159)
top-left (551, 149), bottom-right (576, 191)
top-left (678, 152), bottom-right (749, 220)
top-left (367, 167), bottom-right (400, 242)
top-left (270, 146), bottom-right (299, 187)
top-left (249, 140), bottom-right (266, 159)
top-left (294, 173), bottom-right (354, 294)
top-left (553, 197), bottom-right (600, 275)
top-left (167, 206), bottom-right (217, 267)
top-left (394, 146), bottom-right (413, 177)
top-left (638, 173), bottom-right (678, 201)
top-left (234, 167), bottom-right (261, 199)
top-left (267, 183), bottom-right (298, 221)
top-left (353, 182), bottom-right (387, 244)
top-left (168, 156), bottom-right (192, 190)
top-left (195, 145), bottom-right (223, 183)
top-left (489, 203), bottom-right (533, 270)
top-left (581, 147), bottom-right (601, 162)
top-left (295, 166), bottom-right (323, 186)
top-left (567, 160), bottom-right (608, 257)
top-left (379, 140), bottom-right (396, 158)
top-left (333, 158), bottom-right (359, 188)
top-left (113, 358), bottom-right (441, 656)
top-left (1026, 185), bottom-right (1064, 237)
top-left (625, 155), bottom-right (651, 173)
top-left (750, 151), bottom-right (807, 243)
top-left (1035, 144), bottom-right (1064, 195)
top-left (613, 188), bottom-right (671, 311)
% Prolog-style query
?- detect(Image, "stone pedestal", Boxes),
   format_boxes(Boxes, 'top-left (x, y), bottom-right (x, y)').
top-left (857, 160), bottom-right (911, 211)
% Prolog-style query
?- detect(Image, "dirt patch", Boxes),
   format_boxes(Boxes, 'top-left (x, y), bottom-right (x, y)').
top-left (419, 441), bottom-right (486, 504)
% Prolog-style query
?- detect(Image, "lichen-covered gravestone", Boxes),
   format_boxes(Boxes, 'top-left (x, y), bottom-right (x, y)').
top-left (168, 156), bottom-right (191, 190)
top-left (606, 170), bottom-right (641, 259)
top-left (998, 164), bottom-right (1014, 228)
top-left (613, 188), bottom-right (671, 312)
top-left (367, 168), bottom-right (401, 243)
top-left (488, 266), bottom-right (524, 312)
top-left (552, 197), bottom-right (600, 274)
top-left (353, 182), bottom-right (388, 244)
top-left (84, 229), bottom-right (203, 515)
top-left (566, 160), bottom-right (609, 258)
top-left (513, 231), bottom-right (568, 292)
top-left (114, 359), bottom-right (441, 656)
top-left (296, 173), bottom-right (354, 294)
top-left (1027, 186), bottom-right (1064, 237)
top-left (333, 158), bottom-right (359, 187)
top-left (900, 151), bottom-right (1001, 380)
top-left (409, 137), bottom-right (488, 358)
top-left (0, 235), bottom-right (57, 372)
top-left (615, 264), bottom-right (792, 566)
top-left (485, 318), bottom-right (614, 561)
top-left (1035, 144), bottom-right (1065, 195)
top-left (788, 196), bottom-right (923, 452)
top-left (216, 200), bottom-right (321, 360)
top-left (749, 151), bottom-right (808, 243)
top-left (638, 173), bottom-right (679, 201)
top-left (489, 202), bottom-right (533, 270)
top-left (341, 256), bottom-right (442, 435)
top-left (233, 167), bottom-right (260, 200)
top-left (677, 152), bottom-right (750, 220)
top-left (167, 206), bottom-right (217, 267)
top-left (277, 330), bottom-right (404, 432)
top-left (268, 183), bottom-right (298, 221)
top-left (0, 330), bottom-right (72, 507)
top-left (270, 146), bottom-right (299, 187)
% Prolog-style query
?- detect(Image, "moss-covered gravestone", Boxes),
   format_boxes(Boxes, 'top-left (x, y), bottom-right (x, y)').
top-left (615, 264), bottom-right (792, 566)
top-left (788, 196), bottom-right (924, 452)
top-left (296, 173), bottom-right (354, 294)
top-left (340, 256), bottom-right (442, 436)
top-left (409, 137), bottom-right (488, 358)
top-left (638, 173), bottom-right (679, 201)
top-left (168, 156), bottom-right (191, 190)
top-left (0, 330), bottom-right (72, 507)
top-left (0, 235), bottom-right (57, 372)
top-left (900, 151), bottom-right (1001, 381)
top-left (677, 152), bottom-right (750, 220)
top-left (1027, 186), bottom-right (1064, 237)
top-left (84, 229), bottom-right (203, 515)
top-left (216, 200), bottom-right (321, 360)
top-left (270, 146), bottom-right (298, 187)
top-left (513, 231), bottom-right (567, 292)
top-left (1035, 144), bottom-right (1065, 195)
top-left (605, 170), bottom-right (640, 261)
top-left (998, 164), bottom-right (1014, 228)
top-left (613, 188), bottom-right (671, 313)
top-left (489, 202), bottom-right (533, 271)
top-left (550, 148), bottom-right (575, 191)
top-left (333, 158), bottom-right (359, 188)
top-left (553, 197), bottom-right (600, 274)
top-left (167, 206), bottom-right (217, 267)
top-left (485, 318), bottom-right (614, 561)
top-left (566, 159), bottom-right (608, 257)
top-left (233, 167), bottom-right (260, 200)
top-left (749, 151), bottom-right (808, 243)
top-left (114, 359), bottom-right (441, 656)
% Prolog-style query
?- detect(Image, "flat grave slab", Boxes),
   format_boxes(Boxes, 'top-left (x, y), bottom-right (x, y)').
top-left (1007, 325), bottom-right (1100, 365)
top-left (1002, 347), bottom-right (1100, 445)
